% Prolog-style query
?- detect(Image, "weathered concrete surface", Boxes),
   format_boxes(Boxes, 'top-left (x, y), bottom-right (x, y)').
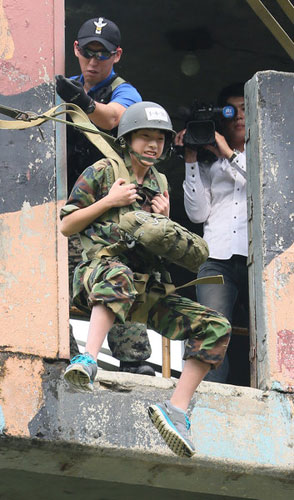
top-left (246, 71), bottom-right (294, 392)
top-left (1, 369), bottom-right (294, 499)
top-left (0, 468), bottom-right (257, 500)
top-left (0, 203), bottom-right (64, 357)
top-left (192, 382), bottom-right (294, 468)
top-left (0, 0), bottom-right (69, 360)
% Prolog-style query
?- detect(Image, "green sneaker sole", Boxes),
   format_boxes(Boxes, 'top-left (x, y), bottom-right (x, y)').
top-left (64, 364), bottom-right (94, 393)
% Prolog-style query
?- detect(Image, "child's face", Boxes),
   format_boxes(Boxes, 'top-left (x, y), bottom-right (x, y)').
top-left (130, 129), bottom-right (165, 167)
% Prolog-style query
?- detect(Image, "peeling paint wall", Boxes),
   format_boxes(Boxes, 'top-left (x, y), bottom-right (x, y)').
top-left (0, 0), bottom-right (68, 360)
top-left (1, 202), bottom-right (62, 356)
top-left (246, 71), bottom-right (294, 392)
top-left (192, 383), bottom-right (294, 468)
top-left (0, 372), bottom-right (293, 499)
top-left (0, 354), bottom-right (44, 436)
top-left (0, 0), bottom-right (68, 438)
top-left (0, 0), bottom-right (55, 94)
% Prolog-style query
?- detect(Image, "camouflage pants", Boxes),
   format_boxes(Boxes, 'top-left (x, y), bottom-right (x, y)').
top-left (73, 256), bottom-right (231, 368)
top-left (68, 236), bottom-right (151, 361)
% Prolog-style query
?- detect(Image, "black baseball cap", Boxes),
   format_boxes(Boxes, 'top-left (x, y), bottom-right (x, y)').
top-left (77, 17), bottom-right (121, 51)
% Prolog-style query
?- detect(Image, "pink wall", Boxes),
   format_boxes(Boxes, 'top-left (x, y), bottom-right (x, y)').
top-left (0, 0), bottom-right (64, 95)
top-left (0, 0), bottom-right (68, 437)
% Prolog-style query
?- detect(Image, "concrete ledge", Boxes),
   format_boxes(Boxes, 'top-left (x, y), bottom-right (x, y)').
top-left (191, 381), bottom-right (294, 468)
top-left (1, 429), bottom-right (294, 500)
top-left (96, 369), bottom-right (176, 391)
top-left (1, 364), bottom-right (294, 498)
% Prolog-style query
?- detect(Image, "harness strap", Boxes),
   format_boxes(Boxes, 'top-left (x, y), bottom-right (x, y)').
top-left (0, 101), bottom-right (224, 314)
top-left (0, 104), bottom-right (35, 121)
top-left (0, 102), bottom-right (168, 194)
top-left (65, 105), bottom-right (123, 162)
top-left (0, 102), bottom-right (121, 155)
top-left (82, 259), bottom-right (224, 324)
top-left (110, 76), bottom-right (126, 91)
top-left (127, 274), bottom-right (225, 323)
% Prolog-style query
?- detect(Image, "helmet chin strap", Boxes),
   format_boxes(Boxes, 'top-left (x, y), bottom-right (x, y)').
top-left (120, 139), bottom-right (171, 169)
top-left (130, 149), bottom-right (160, 166)
top-left (124, 147), bottom-right (162, 167)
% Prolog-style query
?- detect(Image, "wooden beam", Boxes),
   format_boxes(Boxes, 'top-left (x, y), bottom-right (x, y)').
top-left (162, 337), bottom-right (171, 378)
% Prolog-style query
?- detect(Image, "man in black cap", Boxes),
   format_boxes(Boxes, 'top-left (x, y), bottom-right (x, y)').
top-left (56, 16), bottom-right (142, 191)
top-left (56, 17), bottom-right (155, 376)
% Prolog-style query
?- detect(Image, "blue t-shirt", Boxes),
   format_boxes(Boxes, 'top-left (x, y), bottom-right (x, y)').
top-left (71, 69), bottom-right (142, 108)
top-left (67, 69), bottom-right (142, 192)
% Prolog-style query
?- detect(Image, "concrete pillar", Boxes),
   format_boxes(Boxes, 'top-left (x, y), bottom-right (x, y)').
top-left (0, 0), bottom-right (67, 437)
top-left (245, 71), bottom-right (294, 392)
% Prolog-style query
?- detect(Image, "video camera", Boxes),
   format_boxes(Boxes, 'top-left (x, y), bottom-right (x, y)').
top-left (182, 101), bottom-right (236, 149)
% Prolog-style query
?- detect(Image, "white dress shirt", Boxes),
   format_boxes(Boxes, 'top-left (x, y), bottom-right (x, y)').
top-left (183, 151), bottom-right (248, 259)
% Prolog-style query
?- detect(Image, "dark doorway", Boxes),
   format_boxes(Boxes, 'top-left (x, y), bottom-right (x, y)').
top-left (64, 0), bottom-right (294, 387)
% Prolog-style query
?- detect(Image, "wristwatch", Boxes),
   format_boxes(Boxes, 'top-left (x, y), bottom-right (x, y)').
top-left (85, 98), bottom-right (96, 115)
top-left (228, 149), bottom-right (239, 163)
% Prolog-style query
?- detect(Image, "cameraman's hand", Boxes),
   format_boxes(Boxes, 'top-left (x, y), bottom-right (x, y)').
top-left (175, 129), bottom-right (197, 163)
top-left (55, 75), bottom-right (95, 114)
top-left (175, 129), bottom-right (186, 146)
top-left (205, 131), bottom-right (233, 159)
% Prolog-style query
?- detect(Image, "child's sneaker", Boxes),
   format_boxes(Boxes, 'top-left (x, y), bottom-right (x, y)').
top-left (148, 401), bottom-right (195, 458)
top-left (64, 352), bottom-right (97, 392)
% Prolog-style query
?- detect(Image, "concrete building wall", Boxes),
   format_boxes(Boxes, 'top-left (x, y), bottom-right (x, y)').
top-left (0, 0), bottom-right (68, 438)
top-left (246, 71), bottom-right (294, 393)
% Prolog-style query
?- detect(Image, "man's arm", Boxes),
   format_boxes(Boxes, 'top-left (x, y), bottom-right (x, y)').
top-left (206, 131), bottom-right (246, 180)
top-left (183, 160), bottom-right (212, 223)
top-left (228, 153), bottom-right (247, 179)
top-left (89, 82), bottom-right (142, 130)
top-left (56, 76), bottom-right (141, 130)
top-left (175, 130), bottom-right (212, 223)
top-left (87, 101), bottom-right (126, 130)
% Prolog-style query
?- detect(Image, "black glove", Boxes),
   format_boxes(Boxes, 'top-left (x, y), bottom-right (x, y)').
top-left (55, 75), bottom-right (96, 114)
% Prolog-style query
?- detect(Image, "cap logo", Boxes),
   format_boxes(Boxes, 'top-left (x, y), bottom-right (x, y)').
top-left (94, 18), bottom-right (107, 34)
top-left (145, 107), bottom-right (169, 122)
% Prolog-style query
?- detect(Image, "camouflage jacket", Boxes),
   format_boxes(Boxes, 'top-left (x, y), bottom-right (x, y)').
top-left (60, 158), bottom-right (169, 273)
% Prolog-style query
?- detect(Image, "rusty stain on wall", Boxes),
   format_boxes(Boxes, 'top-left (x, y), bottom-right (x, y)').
top-left (277, 330), bottom-right (294, 374)
top-left (264, 242), bottom-right (294, 389)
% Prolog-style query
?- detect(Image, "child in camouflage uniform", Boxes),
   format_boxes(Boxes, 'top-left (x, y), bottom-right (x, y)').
top-left (60, 101), bottom-right (231, 458)
top-left (68, 233), bottom-right (155, 375)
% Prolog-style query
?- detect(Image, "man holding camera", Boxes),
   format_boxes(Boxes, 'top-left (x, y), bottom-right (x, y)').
top-left (177, 82), bottom-right (248, 383)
